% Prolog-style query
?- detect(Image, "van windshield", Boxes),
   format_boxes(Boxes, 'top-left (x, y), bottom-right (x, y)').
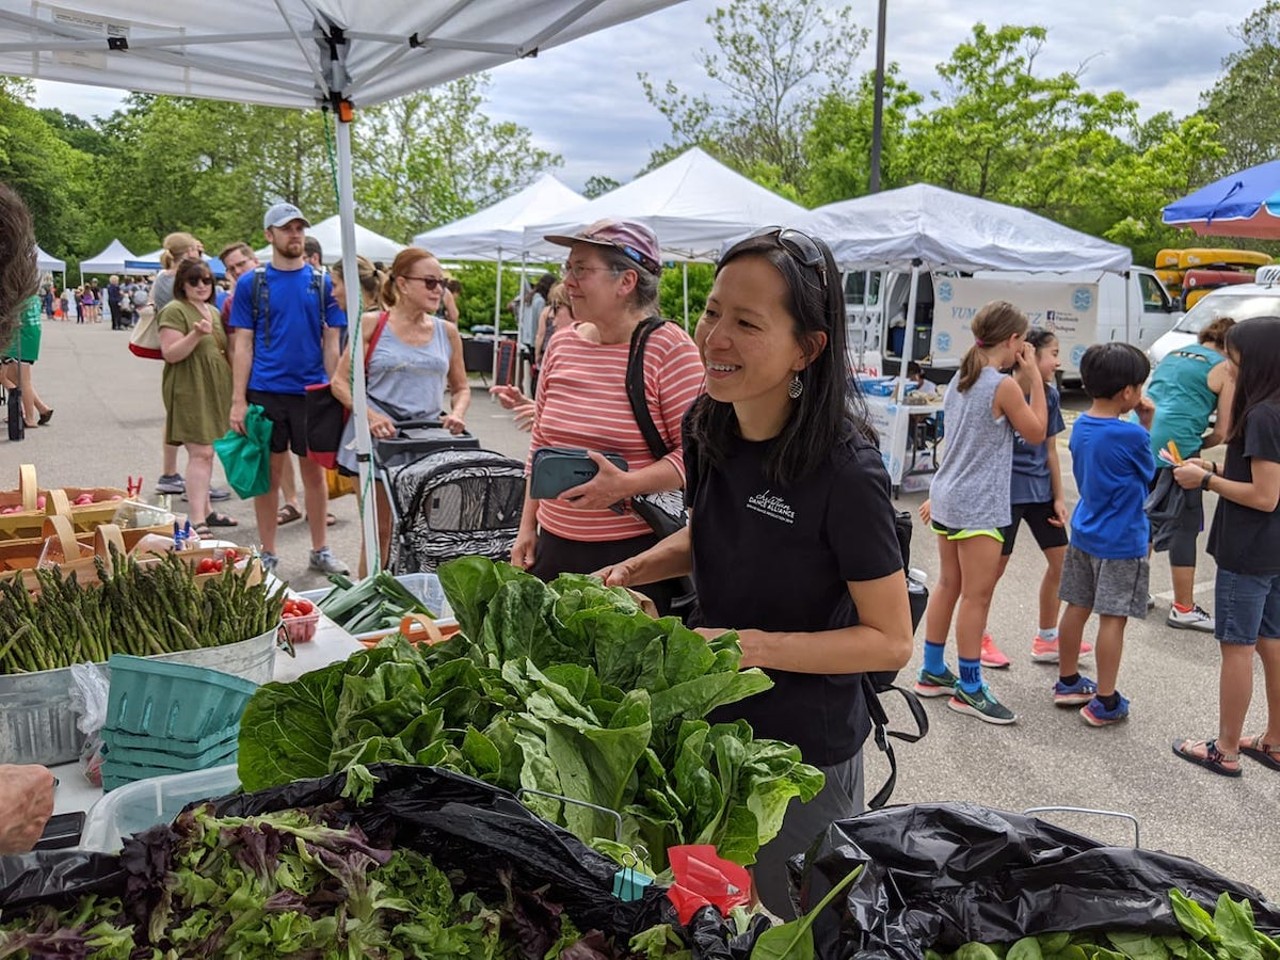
top-left (1173, 291), bottom-right (1280, 335)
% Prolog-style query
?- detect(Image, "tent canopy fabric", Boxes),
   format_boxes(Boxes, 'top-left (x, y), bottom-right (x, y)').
top-left (414, 174), bottom-right (585, 260)
top-left (1162, 159), bottom-right (1280, 239)
top-left (799, 183), bottom-right (1132, 274)
top-left (80, 239), bottom-right (137, 275)
top-left (35, 245), bottom-right (64, 272)
top-left (523, 147), bottom-right (806, 261)
top-left (0, 1), bottom-right (681, 111)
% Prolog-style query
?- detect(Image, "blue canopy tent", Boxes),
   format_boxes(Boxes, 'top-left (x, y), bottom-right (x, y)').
top-left (123, 254), bottom-right (226, 278)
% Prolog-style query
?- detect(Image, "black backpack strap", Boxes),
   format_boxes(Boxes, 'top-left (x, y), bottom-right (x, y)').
top-left (311, 265), bottom-right (328, 328)
top-left (626, 317), bottom-right (669, 460)
top-left (251, 266), bottom-right (270, 348)
top-left (862, 675), bottom-right (930, 810)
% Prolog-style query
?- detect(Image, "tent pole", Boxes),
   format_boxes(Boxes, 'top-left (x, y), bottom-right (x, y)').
top-left (335, 109), bottom-right (381, 574)
top-left (1124, 269), bottom-right (1132, 347)
top-left (682, 262), bottom-right (689, 330)
top-left (492, 250), bottom-right (503, 382)
top-left (898, 263), bottom-right (921, 403)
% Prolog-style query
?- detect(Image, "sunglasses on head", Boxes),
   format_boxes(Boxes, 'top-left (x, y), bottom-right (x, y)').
top-left (747, 226), bottom-right (828, 292)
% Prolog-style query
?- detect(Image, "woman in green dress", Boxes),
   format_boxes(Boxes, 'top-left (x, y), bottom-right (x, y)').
top-left (157, 258), bottom-right (235, 537)
top-left (0, 295), bottom-right (54, 428)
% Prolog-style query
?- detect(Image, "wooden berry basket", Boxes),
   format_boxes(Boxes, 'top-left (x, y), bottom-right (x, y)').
top-left (0, 465), bottom-right (47, 542)
top-left (55, 486), bottom-right (130, 532)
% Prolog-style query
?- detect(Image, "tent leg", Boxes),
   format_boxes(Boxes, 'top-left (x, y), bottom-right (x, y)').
top-left (898, 264), bottom-right (921, 402)
top-left (335, 110), bottom-right (381, 575)
top-left (682, 262), bottom-right (689, 330)
top-left (493, 252), bottom-right (504, 382)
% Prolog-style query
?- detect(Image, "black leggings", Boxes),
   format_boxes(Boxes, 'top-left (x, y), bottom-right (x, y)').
top-left (1168, 482), bottom-right (1205, 568)
top-left (529, 529), bottom-right (683, 617)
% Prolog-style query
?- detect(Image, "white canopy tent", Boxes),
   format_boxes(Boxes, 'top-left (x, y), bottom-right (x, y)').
top-left (0, 0), bottom-right (685, 568)
top-left (414, 173), bottom-right (585, 260)
top-left (36, 245), bottom-right (65, 272)
top-left (299, 214), bottom-right (405, 265)
top-left (79, 238), bottom-right (137, 276)
top-left (795, 183), bottom-right (1133, 398)
top-left (523, 146), bottom-right (806, 261)
top-left (414, 173), bottom-right (585, 341)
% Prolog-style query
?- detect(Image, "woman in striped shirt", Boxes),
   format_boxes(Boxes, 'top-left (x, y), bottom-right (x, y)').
top-left (513, 219), bottom-right (703, 616)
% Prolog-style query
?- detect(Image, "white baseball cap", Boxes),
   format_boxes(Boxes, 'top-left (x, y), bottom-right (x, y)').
top-left (263, 202), bottom-right (310, 230)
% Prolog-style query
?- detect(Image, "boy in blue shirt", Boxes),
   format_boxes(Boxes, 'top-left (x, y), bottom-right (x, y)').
top-left (1055, 342), bottom-right (1156, 726)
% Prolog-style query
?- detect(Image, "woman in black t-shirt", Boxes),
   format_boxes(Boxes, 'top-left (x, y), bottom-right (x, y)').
top-left (600, 228), bottom-right (914, 915)
top-left (1172, 316), bottom-right (1280, 778)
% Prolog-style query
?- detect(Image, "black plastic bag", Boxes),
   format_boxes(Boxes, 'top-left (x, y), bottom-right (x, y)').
top-left (791, 802), bottom-right (1280, 960)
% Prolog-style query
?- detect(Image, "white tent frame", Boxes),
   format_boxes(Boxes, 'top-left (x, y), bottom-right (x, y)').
top-left (0, 1), bottom-right (684, 569)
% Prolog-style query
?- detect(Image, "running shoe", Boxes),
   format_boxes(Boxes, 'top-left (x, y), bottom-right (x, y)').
top-left (1031, 635), bottom-right (1094, 663)
top-left (309, 546), bottom-right (350, 576)
top-left (258, 550), bottom-right (279, 575)
top-left (155, 473), bottom-right (185, 494)
top-left (980, 632), bottom-right (1010, 669)
top-left (1053, 674), bottom-right (1097, 706)
top-left (948, 684), bottom-right (1017, 725)
top-left (1080, 693), bottom-right (1130, 727)
top-left (1167, 604), bottom-right (1215, 633)
top-left (914, 665), bottom-right (959, 698)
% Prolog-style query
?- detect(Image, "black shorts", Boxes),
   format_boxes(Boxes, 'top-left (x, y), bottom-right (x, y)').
top-left (247, 389), bottom-right (308, 456)
top-left (1000, 500), bottom-right (1070, 556)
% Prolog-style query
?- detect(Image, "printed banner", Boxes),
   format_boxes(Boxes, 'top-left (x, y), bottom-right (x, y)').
top-left (864, 394), bottom-right (912, 484)
top-left (930, 276), bottom-right (1100, 373)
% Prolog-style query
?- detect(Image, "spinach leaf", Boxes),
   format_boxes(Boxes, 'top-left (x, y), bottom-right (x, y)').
top-left (749, 866), bottom-right (861, 960)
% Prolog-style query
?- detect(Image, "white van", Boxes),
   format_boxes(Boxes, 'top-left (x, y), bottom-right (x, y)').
top-left (844, 267), bottom-right (1181, 385)
top-left (1147, 265), bottom-right (1280, 365)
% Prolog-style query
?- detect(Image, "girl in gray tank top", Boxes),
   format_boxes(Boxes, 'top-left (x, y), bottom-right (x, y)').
top-left (916, 301), bottom-right (1048, 727)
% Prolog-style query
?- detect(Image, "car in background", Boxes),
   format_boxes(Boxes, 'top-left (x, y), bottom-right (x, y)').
top-left (1147, 264), bottom-right (1280, 365)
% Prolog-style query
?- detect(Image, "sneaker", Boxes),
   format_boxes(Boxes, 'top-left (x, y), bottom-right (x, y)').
top-left (259, 550), bottom-right (279, 575)
top-left (1167, 603), bottom-right (1215, 633)
top-left (1053, 674), bottom-right (1097, 706)
top-left (948, 684), bottom-right (1017, 725)
top-left (980, 632), bottom-right (1011, 669)
top-left (309, 546), bottom-right (350, 575)
top-left (1031, 635), bottom-right (1094, 664)
top-left (1147, 594), bottom-right (1156, 610)
top-left (1080, 693), bottom-right (1130, 727)
top-left (914, 665), bottom-right (959, 698)
top-left (155, 473), bottom-right (185, 494)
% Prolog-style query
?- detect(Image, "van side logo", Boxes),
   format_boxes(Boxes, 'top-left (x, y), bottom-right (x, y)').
top-left (746, 490), bottom-right (795, 524)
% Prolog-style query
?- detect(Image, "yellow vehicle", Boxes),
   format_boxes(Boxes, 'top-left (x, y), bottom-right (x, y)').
top-left (1177, 248), bottom-right (1272, 270)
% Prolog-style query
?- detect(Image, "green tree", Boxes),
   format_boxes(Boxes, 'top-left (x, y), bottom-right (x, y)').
top-left (353, 74), bottom-right (561, 242)
top-left (639, 0), bottom-right (867, 192)
top-left (801, 65), bottom-right (922, 205)
top-left (1202, 1), bottom-right (1280, 174)
top-left (659, 262), bottom-right (715, 327)
top-left (582, 175), bottom-right (619, 199)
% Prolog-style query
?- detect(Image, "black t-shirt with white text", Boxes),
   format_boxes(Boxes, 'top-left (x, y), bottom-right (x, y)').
top-left (687, 422), bottom-right (904, 766)
top-left (1208, 400), bottom-right (1280, 575)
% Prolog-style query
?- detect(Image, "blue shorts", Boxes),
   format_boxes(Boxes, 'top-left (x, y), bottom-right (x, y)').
top-left (1214, 568), bottom-right (1280, 645)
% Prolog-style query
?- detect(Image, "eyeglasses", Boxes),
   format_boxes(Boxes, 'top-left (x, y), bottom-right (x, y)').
top-left (403, 275), bottom-right (445, 291)
top-left (562, 261), bottom-right (617, 281)
top-left (747, 226), bottom-right (828, 293)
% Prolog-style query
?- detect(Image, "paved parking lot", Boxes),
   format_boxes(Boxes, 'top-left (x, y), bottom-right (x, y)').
top-left (11, 320), bottom-right (1276, 898)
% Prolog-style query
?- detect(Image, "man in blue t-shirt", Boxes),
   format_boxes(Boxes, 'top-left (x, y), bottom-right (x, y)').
top-left (228, 203), bottom-right (348, 577)
top-left (1055, 342), bottom-right (1156, 729)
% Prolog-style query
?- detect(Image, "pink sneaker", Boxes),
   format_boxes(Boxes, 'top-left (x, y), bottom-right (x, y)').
top-left (980, 632), bottom-right (1011, 669)
top-left (1030, 635), bottom-right (1094, 664)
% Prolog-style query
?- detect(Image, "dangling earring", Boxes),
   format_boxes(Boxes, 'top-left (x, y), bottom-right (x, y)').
top-left (788, 373), bottom-right (803, 399)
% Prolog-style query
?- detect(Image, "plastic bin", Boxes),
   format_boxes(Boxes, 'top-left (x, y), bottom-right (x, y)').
top-left (281, 610), bottom-right (320, 644)
top-left (105, 655), bottom-right (258, 740)
top-left (80, 764), bottom-right (240, 852)
top-left (298, 572), bottom-right (450, 640)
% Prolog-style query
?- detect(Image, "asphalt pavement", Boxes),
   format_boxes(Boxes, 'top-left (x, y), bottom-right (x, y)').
top-left (8, 319), bottom-right (1277, 897)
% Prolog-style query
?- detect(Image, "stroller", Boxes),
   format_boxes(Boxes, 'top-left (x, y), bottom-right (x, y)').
top-left (371, 420), bottom-right (527, 574)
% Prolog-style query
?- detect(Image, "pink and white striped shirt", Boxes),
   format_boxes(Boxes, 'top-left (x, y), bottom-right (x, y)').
top-left (531, 321), bottom-right (704, 541)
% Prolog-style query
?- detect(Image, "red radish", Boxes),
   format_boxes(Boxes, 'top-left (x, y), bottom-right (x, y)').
top-left (36, 496), bottom-right (46, 509)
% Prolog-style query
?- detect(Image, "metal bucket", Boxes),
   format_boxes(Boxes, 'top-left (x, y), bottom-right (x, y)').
top-left (0, 627), bottom-right (280, 766)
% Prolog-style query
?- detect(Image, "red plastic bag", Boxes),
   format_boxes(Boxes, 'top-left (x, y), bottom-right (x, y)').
top-left (666, 845), bottom-right (752, 925)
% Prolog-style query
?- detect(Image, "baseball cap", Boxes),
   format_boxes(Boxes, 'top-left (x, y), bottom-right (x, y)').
top-left (263, 202), bottom-right (310, 230)
top-left (544, 219), bottom-right (662, 275)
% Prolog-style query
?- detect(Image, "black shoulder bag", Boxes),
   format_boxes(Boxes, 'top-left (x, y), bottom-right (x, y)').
top-left (625, 317), bottom-right (698, 619)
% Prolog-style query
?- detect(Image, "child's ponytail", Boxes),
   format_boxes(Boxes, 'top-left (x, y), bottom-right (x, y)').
top-left (957, 300), bottom-right (1030, 392)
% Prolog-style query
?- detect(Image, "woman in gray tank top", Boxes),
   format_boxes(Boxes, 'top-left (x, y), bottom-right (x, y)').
top-left (330, 247), bottom-right (471, 573)
top-left (916, 301), bottom-right (1048, 726)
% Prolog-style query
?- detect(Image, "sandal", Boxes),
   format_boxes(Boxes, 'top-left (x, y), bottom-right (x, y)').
top-left (277, 503), bottom-right (302, 525)
top-left (205, 511), bottom-right (239, 528)
top-left (326, 511), bottom-right (336, 527)
top-left (1172, 738), bottom-right (1242, 778)
top-left (193, 522), bottom-right (212, 540)
top-left (1240, 735), bottom-right (1280, 771)
top-left (37, 409), bottom-right (53, 425)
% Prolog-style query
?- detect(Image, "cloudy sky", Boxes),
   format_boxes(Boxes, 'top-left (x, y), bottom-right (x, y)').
top-left (32, 0), bottom-right (1261, 190)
